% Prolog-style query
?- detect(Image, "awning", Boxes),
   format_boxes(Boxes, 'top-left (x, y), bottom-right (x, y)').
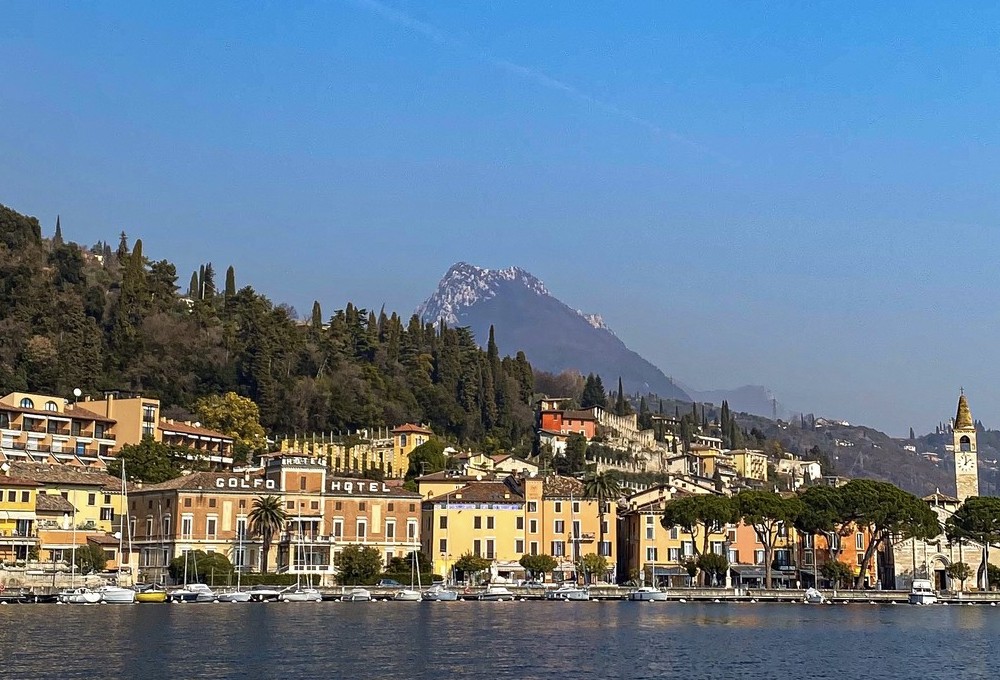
top-left (730, 565), bottom-right (795, 580)
top-left (653, 566), bottom-right (690, 577)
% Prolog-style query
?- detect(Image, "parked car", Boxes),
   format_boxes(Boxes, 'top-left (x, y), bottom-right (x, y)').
top-left (376, 578), bottom-right (402, 587)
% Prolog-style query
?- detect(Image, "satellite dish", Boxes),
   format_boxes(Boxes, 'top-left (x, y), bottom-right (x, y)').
top-left (73, 388), bottom-right (82, 398)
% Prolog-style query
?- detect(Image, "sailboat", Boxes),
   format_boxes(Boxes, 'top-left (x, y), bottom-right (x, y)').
top-left (218, 518), bottom-right (251, 602)
top-left (99, 463), bottom-right (136, 604)
top-left (135, 499), bottom-right (167, 602)
top-left (58, 507), bottom-right (102, 604)
top-left (278, 523), bottom-right (321, 602)
top-left (394, 552), bottom-right (422, 601)
top-left (169, 551), bottom-right (216, 602)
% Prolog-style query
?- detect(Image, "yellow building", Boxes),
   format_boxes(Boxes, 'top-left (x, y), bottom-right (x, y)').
top-left (618, 485), bottom-right (728, 586)
top-left (0, 474), bottom-right (40, 562)
top-left (1, 391), bottom-right (117, 465)
top-left (420, 473), bottom-right (617, 583)
top-left (732, 449), bottom-right (769, 482)
top-left (393, 423), bottom-right (433, 477)
top-left (421, 478), bottom-right (525, 581)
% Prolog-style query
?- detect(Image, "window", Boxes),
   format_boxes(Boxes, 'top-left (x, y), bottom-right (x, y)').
top-left (95, 424), bottom-right (105, 439)
top-left (332, 520), bottom-right (343, 539)
top-left (440, 516), bottom-right (448, 529)
top-left (646, 547), bottom-right (658, 562)
top-left (754, 549), bottom-right (765, 565)
top-left (554, 501), bottom-right (562, 513)
top-left (310, 500), bottom-right (319, 510)
top-left (335, 502), bottom-right (342, 511)
top-left (87, 493), bottom-right (96, 506)
top-left (357, 520), bottom-right (367, 539)
top-left (599, 541), bottom-right (611, 557)
top-left (804, 552), bottom-right (814, 566)
top-left (515, 539), bottom-right (524, 554)
top-left (474, 516), bottom-right (482, 530)
top-left (100, 507), bottom-right (113, 521)
top-left (486, 516), bottom-right (495, 530)
top-left (474, 540), bottom-right (482, 556)
top-left (555, 520), bottom-right (565, 534)
top-left (409, 504), bottom-right (415, 512)
top-left (239, 500), bottom-right (246, 509)
top-left (233, 547), bottom-right (246, 568)
top-left (530, 541), bottom-right (538, 555)
top-left (646, 524), bottom-right (655, 540)
top-left (527, 502), bottom-right (537, 513)
top-left (711, 541), bottom-right (724, 555)
top-left (681, 541), bottom-right (695, 558)
top-left (145, 516), bottom-right (153, 536)
top-left (6, 491), bottom-right (14, 503)
top-left (359, 502), bottom-right (366, 511)
top-left (300, 477), bottom-right (306, 490)
top-left (129, 518), bottom-right (136, 538)
top-left (20, 491), bottom-right (30, 503)
top-left (75, 442), bottom-right (86, 456)
top-left (19, 398), bottom-right (33, 409)
top-left (856, 533), bottom-right (864, 550)
top-left (206, 517), bottom-right (217, 539)
top-left (668, 548), bottom-right (680, 562)
top-left (529, 519), bottom-right (537, 534)
top-left (485, 539), bottom-right (495, 559)
top-left (385, 521), bottom-right (396, 540)
top-left (236, 517), bottom-right (247, 540)
top-left (551, 541), bottom-right (565, 557)
top-left (439, 538), bottom-right (447, 553)
top-left (143, 404), bottom-right (157, 423)
top-left (803, 534), bottom-right (814, 549)
top-left (181, 516), bottom-right (193, 539)
top-left (44, 401), bottom-right (58, 412)
top-left (407, 520), bottom-right (417, 541)
top-left (777, 523), bottom-right (788, 537)
top-left (516, 517), bottom-right (524, 530)
top-left (572, 502), bottom-right (580, 514)
top-left (208, 498), bottom-right (216, 508)
top-left (184, 498), bottom-right (192, 508)
top-left (103, 494), bottom-right (111, 505)
top-left (669, 526), bottom-right (679, 540)
top-left (572, 520), bottom-right (581, 538)
top-left (163, 515), bottom-right (171, 536)
top-left (728, 549), bottom-right (739, 564)
top-left (385, 502), bottom-right (394, 512)
top-left (286, 501), bottom-right (295, 510)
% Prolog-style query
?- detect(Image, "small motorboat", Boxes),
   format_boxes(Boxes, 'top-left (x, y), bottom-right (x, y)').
top-left (169, 583), bottom-right (216, 603)
top-left (478, 585), bottom-right (515, 602)
top-left (422, 584), bottom-right (459, 601)
top-left (628, 586), bottom-right (668, 602)
top-left (545, 584), bottom-right (590, 601)
top-left (341, 587), bottom-right (373, 602)
top-left (248, 585), bottom-right (282, 602)
top-left (58, 588), bottom-right (103, 605)
top-left (804, 588), bottom-right (826, 604)
top-left (217, 589), bottom-right (252, 603)
top-left (908, 579), bottom-right (938, 605)
top-left (98, 585), bottom-right (137, 604)
top-left (278, 587), bottom-right (322, 602)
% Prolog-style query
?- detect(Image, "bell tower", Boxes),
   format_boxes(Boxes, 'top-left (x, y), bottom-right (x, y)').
top-left (952, 390), bottom-right (979, 501)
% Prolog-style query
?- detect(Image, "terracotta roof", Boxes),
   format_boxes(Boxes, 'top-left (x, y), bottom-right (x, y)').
top-left (923, 491), bottom-right (960, 504)
top-left (562, 410), bottom-right (597, 421)
top-left (542, 475), bottom-right (584, 499)
top-left (426, 481), bottom-right (523, 504)
top-left (35, 493), bottom-right (75, 513)
top-left (0, 475), bottom-right (41, 488)
top-left (9, 462), bottom-right (121, 490)
top-left (87, 533), bottom-right (120, 545)
top-left (63, 405), bottom-right (116, 423)
top-left (415, 470), bottom-right (495, 482)
top-left (392, 423), bottom-right (433, 435)
top-left (158, 420), bottom-right (232, 440)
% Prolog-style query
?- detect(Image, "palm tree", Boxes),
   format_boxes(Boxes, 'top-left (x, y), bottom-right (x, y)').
top-left (248, 495), bottom-right (286, 573)
top-left (583, 471), bottom-right (622, 564)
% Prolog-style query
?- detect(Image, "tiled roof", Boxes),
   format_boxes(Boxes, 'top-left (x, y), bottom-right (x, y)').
top-left (87, 533), bottom-right (120, 545)
top-left (158, 420), bottom-right (231, 440)
top-left (923, 491), bottom-right (960, 504)
top-left (427, 481), bottom-right (523, 504)
top-left (63, 405), bottom-right (116, 423)
top-left (139, 472), bottom-right (264, 492)
top-left (36, 493), bottom-right (75, 513)
top-left (542, 475), bottom-right (584, 499)
top-left (0, 475), bottom-right (41, 488)
top-left (562, 410), bottom-right (597, 421)
top-left (9, 462), bottom-right (121, 490)
top-left (392, 423), bottom-right (433, 435)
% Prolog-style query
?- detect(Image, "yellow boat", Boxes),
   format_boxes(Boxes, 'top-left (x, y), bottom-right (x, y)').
top-left (136, 589), bottom-right (168, 603)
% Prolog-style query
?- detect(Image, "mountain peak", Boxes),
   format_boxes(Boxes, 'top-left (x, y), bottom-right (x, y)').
top-left (417, 262), bottom-right (549, 326)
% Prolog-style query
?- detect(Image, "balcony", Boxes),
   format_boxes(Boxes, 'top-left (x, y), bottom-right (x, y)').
top-left (570, 532), bottom-right (596, 543)
top-left (280, 532), bottom-right (334, 544)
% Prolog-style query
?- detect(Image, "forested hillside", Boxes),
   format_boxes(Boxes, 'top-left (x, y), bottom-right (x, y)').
top-left (0, 204), bottom-right (536, 451)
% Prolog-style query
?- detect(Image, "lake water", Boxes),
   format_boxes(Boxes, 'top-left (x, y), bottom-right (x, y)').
top-left (0, 601), bottom-right (997, 679)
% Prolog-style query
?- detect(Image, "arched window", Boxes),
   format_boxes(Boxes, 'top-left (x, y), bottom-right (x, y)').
top-left (400, 434), bottom-right (407, 447)
top-left (44, 401), bottom-right (58, 412)
top-left (960, 436), bottom-right (971, 452)
top-left (19, 398), bottom-right (34, 409)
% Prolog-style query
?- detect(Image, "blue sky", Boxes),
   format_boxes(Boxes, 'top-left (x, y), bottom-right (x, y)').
top-left (3, 1), bottom-right (1000, 435)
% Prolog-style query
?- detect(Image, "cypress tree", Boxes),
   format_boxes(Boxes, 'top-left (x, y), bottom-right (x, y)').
top-left (188, 271), bottom-right (198, 299)
top-left (615, 377), bottom-right (627, 417)
top-left (311, 301), bottom-right (323, 332)
top-left (225, 266), bottom-right (236, 298)
top-left (909, 427), bottom-right (915, 440)
top-left (117, 231), bottom-right (129, 260)
top-left (203, 263), bottom-right (216, 299)
top-left (198, 264), bottom-right (205, 299)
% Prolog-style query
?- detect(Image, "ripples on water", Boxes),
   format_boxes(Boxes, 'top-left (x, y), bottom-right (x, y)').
top-left (0, 601), bottom-right (997, 679)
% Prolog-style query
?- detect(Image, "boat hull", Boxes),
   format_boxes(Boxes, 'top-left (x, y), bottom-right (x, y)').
top-left (908, 594), bottom-right (937, 605)
top-left (278, 590), bottom-right (322, 602)
top-left (100, 587), bottom-right (137, 604)
top-left (478, 588), bottom-right (515, 601)
top-left (394, 590), bottom-right (422, 601)
top-left (58, 590), bottom-right (103, 605)
top-left (546, 589), bottom-right (590, 601)
top-left (136, 591), bottom-right (168, 603)
top-left (629, 591), bottom-right (668, 602)
top-left (342, 589), bottom-right (372, 602)
top-left (423, 590), bottom-right (459, 601)
top-left (217, 591), bottom-right (252, 603)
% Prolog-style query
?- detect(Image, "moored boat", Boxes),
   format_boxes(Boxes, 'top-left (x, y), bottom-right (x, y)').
top-left (278, 587), bottom-right (322, 602)
top-left (422, 584), bottom-right (459, 601)
top-left (58, 588), bottom-right (103, 605)
top-left (804, 587), bottom-right (826, 604)
top-left (628, 586), bottom-right (668, 602)
top-left (545, 584), bottom-right (590, 601)
top-left (393, 588), bottom-right (422, 601)
top-left (341, 587), bottom-right (372, 602)
top-left (98, 585), bottom-right (137, 604)
top-left (478, 585), bottom-right (515, 601)
top-left (169, 582), bottom-right (216, 603)
top-left (217, 589), bottom-right (252, 603)
top-left (908, 579), bottom-right (938, 605)
top-left (135, 586), bottom-right (168, 603)
top-left (249, 585), bottom-right (282, 602)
